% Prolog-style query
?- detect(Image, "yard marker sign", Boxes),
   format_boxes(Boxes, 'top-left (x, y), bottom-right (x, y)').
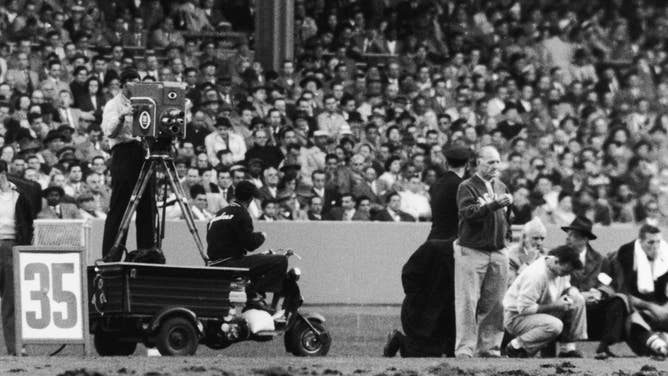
top-left (14, 246), bottom-right (90, 354)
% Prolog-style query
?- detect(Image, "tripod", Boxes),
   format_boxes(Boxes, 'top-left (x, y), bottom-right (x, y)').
top-left (105, 139), bottom-right (209, 264)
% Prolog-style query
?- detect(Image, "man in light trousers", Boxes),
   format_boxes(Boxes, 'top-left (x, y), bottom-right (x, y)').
top-left (454, 146), bottom-right (512, 358)
top-left (503, 245), bottom-right (588, 358)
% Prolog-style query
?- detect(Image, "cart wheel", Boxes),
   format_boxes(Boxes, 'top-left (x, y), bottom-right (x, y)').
top-left (285, 319), bottom-right (331, 356)
top-left (94, 332), bottom-right (137, 356)
top-left (156, 317), bottom-right (199, 356)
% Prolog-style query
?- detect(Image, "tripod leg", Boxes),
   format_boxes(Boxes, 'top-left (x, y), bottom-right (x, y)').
top-left (162, 159), bottom-right (209, 264)
top-left (105, 159), bottom-right (156, 261)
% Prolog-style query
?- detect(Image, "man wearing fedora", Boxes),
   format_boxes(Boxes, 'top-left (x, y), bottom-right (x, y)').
top-left (562, 215), bottom-right (605, 350)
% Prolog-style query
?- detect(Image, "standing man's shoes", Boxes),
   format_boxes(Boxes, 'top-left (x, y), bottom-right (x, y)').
top-left (382, 329), bottom-right (403, 357)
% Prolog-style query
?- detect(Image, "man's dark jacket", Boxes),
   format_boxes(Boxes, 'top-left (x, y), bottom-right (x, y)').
top-left (11, 187), bottom-right (34, 245)
top-left (606, 241), bottom-right (668, 304)
top-left (401, 239), bottom-right (455, 356)
top-left (427, 171), bottom-right (462, 240)
top-left (206, 201), bottom-right (265, 261)
top-left (8, 175), bottom-right (41, 216)
top-left (457, 174), bottom-right (510, 251)
top-left (570, 243), bottom-right (604, 292)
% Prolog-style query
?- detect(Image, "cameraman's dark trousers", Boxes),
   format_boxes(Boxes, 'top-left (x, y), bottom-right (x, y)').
top-left (102, 141), bottom-right (156, 257)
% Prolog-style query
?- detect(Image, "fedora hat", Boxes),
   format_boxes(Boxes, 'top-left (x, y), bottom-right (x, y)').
top-left (561, 216), bottom-right (597, 240)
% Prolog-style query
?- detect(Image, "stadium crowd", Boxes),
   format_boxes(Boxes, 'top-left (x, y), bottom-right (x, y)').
top-left (1, 0), bottom-right (668, 225)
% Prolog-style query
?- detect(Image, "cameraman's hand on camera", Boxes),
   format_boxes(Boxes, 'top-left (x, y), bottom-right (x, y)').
top-left (119, 101), bottom-right (134, 117)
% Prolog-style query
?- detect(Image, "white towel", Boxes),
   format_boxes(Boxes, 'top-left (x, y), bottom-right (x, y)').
top-left (634, 239), bottom-right (668, 294)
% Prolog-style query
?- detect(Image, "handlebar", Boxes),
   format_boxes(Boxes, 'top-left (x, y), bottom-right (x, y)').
top-left (265, 248), bottom-right (302, 260)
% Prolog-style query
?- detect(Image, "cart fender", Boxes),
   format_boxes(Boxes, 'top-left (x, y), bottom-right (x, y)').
top-left (298, 312), bottom-right (326, 324)
top-left (150, 307), bottom-right (204, 336)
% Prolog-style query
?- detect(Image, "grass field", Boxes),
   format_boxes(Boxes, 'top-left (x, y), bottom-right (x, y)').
top-left (1, 305), bottom-right (666, 376)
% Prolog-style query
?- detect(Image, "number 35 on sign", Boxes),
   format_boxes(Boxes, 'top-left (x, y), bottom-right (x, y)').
top-left (14, 247), bottom-right (89, 346)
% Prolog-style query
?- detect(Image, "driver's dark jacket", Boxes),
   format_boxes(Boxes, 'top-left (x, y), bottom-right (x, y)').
top-left (207, 201), bottom-right (265, 261)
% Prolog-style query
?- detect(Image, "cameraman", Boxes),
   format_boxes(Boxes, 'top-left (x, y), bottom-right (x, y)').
top-left (207, 181), bottom-right (287, 309)
top-left (101, 68), bottom-right (156, 259)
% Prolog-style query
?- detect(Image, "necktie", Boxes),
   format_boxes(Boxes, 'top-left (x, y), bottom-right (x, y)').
top-left (24, 70), bottom-right (33, 91)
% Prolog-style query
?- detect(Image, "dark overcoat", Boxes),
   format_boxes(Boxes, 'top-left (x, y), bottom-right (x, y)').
top-left (427, 171), bottom-right (462, 240)
top-left (401, 239), bottom-right (455, 356)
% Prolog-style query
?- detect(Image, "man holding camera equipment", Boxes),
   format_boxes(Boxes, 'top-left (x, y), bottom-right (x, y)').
top-left (207, 181), bottom-right (288, 310)
top-left (101, 68), bottom-right (156, 259)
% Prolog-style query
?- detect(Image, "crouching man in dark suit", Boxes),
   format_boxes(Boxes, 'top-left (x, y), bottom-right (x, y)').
top-left (383, 239), bottom-right (456, 357)
top-left (207, 181), bottom-right (287, 309)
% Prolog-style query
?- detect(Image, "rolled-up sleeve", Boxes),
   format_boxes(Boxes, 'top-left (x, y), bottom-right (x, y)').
top-left (101, 97), bottom-right (120, 136)
top-left (514, 276), bottom-right (545, 314)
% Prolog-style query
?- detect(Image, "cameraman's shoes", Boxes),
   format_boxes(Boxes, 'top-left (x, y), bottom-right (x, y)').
top-left (382, 330), bottom-right (403, 357)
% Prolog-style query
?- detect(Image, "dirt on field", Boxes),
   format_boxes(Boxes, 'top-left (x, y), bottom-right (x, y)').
top-left (0, 357), bottom-right (667, 376)
top-left (2, 306), bottom-right (667, 375)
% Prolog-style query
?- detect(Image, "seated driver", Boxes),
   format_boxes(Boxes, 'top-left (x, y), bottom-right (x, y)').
top-left (207, 180), bottom-right (287, 310)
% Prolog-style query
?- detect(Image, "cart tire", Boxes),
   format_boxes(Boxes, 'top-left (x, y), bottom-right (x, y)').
top-left (285, 319), bottom-right (331, 356)
top-left (94, 332), bottom-right (137, 356)
top-left (156, 317), bottom-right (199, 356)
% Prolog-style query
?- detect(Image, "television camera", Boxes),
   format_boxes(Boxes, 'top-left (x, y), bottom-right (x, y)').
top-left (128, 81), bottom-right (187, 140)
top-left (105, 81), bottom-right (207, 264)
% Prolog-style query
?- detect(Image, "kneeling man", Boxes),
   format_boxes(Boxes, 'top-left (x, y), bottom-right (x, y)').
top-left (503, 245), bottom-right (587, 357)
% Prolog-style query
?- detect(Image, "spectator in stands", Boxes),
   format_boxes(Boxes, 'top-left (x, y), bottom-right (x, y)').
top-left (325, 192), bottom-right (357, 221)
top-left (276, 190), bottom-right (306, 220)
top-left (205, 115), bottom-right (246, 165)
top-left (399, 174), bottom-right (430, 221)
top-left (352, 165), bottom-right (386, 214)
top-left (40, 130), bottom-right (65, 167)
top-left (40, 60), bottom-right (70, 102)
top-left (258, 199), bottom-right (278, 221)
top-left (375, 191), bottom-right (415, 222)
top-left (189, 184), bottom-right (214, 220)
top-left (78, 193), bottom-right (106, 219)
top-left (306, 195), bottom-right (324, 221)
top-left (38, 186), bottom-right (81, 219)
top-left (308, 169), bottom-right (339, 216)
top-left (63, 163), bottom-right (85, 198)
top-left (245, 128), bottom-right (283, 169)
top-left (84, 172), bottom-right (110, 213)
